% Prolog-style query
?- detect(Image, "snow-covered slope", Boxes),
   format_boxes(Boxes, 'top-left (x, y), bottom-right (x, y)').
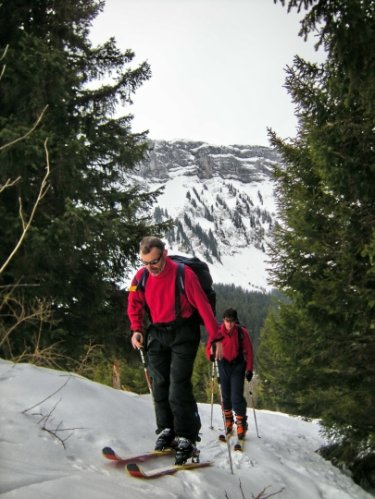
top-left (130, 140), bottom-right (280, 292)
top-left (0, 359), bottom-right (371, 499)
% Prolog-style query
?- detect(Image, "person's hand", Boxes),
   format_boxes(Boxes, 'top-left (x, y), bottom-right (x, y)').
top-left (245, 370), bottom-right (253, 382)
top-left (131, 332), bottom-right (144, 349)
top-left (215, 341), bottom-right (223, 360)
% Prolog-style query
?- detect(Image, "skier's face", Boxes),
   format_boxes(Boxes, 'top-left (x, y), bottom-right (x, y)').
top-left (223, 318), bottom-right (235, 331)
top-left (140, 248), bottom-right (166, 275)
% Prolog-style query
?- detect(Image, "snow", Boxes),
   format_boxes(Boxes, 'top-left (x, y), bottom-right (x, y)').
top-left (0, 359), bottom-right (370, 499)
top-left (213, 248), bottom-right (270, 293)
top-left (140, 171), bottom-right (277, 293)
top-left (124, 141), bottom-right (281, 293)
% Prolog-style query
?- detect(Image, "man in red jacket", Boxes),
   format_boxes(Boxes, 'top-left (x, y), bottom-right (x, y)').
top-left (128, 236), bottom-right (223, 464)
top-left (206, 307), bottom-right (253, 440)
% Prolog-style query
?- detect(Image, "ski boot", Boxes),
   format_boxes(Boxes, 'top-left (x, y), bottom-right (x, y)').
top-left (224, 409), bottom-right (234, 436)
top-left (174, 437), bottom-right (199, 465)
top-left (236, 415), bottom-right (248, 440)
top-left (154, 428), bottom-right (176, 451)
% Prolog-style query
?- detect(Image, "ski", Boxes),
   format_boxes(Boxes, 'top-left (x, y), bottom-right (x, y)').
top-left (218, 432), bottom-right (232, 442)
top-left (102, 446), bottom-right (174, 465)
top-left (126, 460), bottom-right (213, 479)
top-left (233, 439), bottom-right (244, 452)
top-left (218, 434), bottom-right (245, 451)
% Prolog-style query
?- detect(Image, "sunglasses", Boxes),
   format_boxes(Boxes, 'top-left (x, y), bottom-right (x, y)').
top-left (140, 253), bottom-right (163, 266)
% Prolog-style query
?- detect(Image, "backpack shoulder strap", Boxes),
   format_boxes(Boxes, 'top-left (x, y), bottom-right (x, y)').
top-left (132, 268), bottom-right (152, 321)
top-left (237, 325), bottom-right (243, 341)
top-left (136, 267), bottom-right (149, 291)
top-left (176, 263), bottom-right (185, 291)
top-left (237, 325), bottom-right (244, 357)
top-left (175, 262), bottom-right (185, 318)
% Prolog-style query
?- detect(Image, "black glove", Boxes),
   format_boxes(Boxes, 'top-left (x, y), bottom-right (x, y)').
top-left (245, 371), bottom-right (253, 382)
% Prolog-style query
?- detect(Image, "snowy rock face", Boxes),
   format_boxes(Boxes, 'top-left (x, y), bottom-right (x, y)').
top-left (137, 140), bottom-right (278, 183)
top-left (131, 140), bottom-right (281, 292)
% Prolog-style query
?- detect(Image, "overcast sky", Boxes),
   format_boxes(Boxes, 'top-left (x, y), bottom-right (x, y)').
top-left (90, 0), bottom-right (325, 147)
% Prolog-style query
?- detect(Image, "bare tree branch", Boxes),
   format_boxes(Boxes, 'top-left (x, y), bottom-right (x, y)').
top-left (0, 138), bottom-right (51, 275)
top-left (0, 105), bottom-right (48, 153)
top-left (253, 485), bottom-right (286, 499)
top-left (22, 377), bottom-right (72, 414)
top-left (0, 292), bottom-right (52, 349)
top-left (226, 482), bottom-right (286, 499)
top-left (0, 44), bottom-right (9, 81)
top-left (0, 177), bottom-right (21, 194)
top-left (22, 378), bottom-right (87, 449)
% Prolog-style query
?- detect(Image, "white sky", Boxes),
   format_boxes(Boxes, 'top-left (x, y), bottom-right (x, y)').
top-left (90, 0), bottom-right (325, 147)
top-left (1, 359), bottom-right (371, 498)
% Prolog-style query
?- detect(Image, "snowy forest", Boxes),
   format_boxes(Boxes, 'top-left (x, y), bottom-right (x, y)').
top-left (0, 0), bottom-right (374, 493)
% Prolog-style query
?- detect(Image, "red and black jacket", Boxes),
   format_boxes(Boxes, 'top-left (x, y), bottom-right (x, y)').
top-left (128, 256), bottom-right (221, 342)
top-left (206, 322), bottom-right (253, 371)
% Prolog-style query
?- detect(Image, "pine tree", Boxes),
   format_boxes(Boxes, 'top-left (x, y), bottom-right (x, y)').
top-left (259, 0), bottom-right (375, 486)
top-left (0, 1), bottom-right (170, 362)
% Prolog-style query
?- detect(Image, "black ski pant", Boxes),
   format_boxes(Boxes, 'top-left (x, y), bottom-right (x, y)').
top-left (146, 319), bottom-right (201, 442)
top-left (218, 358), bottom-right (247, 417)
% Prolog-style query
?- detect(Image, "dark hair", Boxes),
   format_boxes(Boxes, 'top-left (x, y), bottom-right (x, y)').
top-left (139, 236), bottom-right (165, 255)
top-left (223, 308), bottom-right (238, 321)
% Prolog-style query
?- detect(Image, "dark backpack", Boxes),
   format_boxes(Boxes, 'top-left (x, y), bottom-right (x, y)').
top-left (136, 254), bottom-right (216, 324)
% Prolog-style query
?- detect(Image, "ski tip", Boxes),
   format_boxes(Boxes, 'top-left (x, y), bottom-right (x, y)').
top-left (126, 462), bottom-right (177, 479)
top-left (102, 447), bottom-right (116, 458)
top-left (219, 433), bottom-right (231, 442)
top-left (102, 446), bottom-right (114, 453)
top-left (126, 463), bottom-right (145, 478)
top-left (126, 463), bottom-right (141, 472)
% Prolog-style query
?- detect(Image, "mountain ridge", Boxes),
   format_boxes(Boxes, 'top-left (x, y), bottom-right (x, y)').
top-left (129, 139), bottom-right (280, 293)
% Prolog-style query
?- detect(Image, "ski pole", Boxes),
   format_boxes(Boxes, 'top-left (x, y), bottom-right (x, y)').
top-left (209, 361), bottom-right (216, 429)
top-left (248, 382), bottom-right (260, 438)
top-left (138, 345), bottom-right (153, 397)
top-left (215, 358), bottom-right (234, 475)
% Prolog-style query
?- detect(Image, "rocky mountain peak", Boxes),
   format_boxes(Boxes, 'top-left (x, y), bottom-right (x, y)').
top-left (137, 140), bottom-right (279, 183)
top-left (132, 139), bottom-right (280, 292)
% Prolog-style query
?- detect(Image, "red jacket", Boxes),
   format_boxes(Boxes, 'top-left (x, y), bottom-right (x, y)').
top-left (128, 256), bottom-right (221, 342)
top-left (206, 322), bottom-right (253, 372)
